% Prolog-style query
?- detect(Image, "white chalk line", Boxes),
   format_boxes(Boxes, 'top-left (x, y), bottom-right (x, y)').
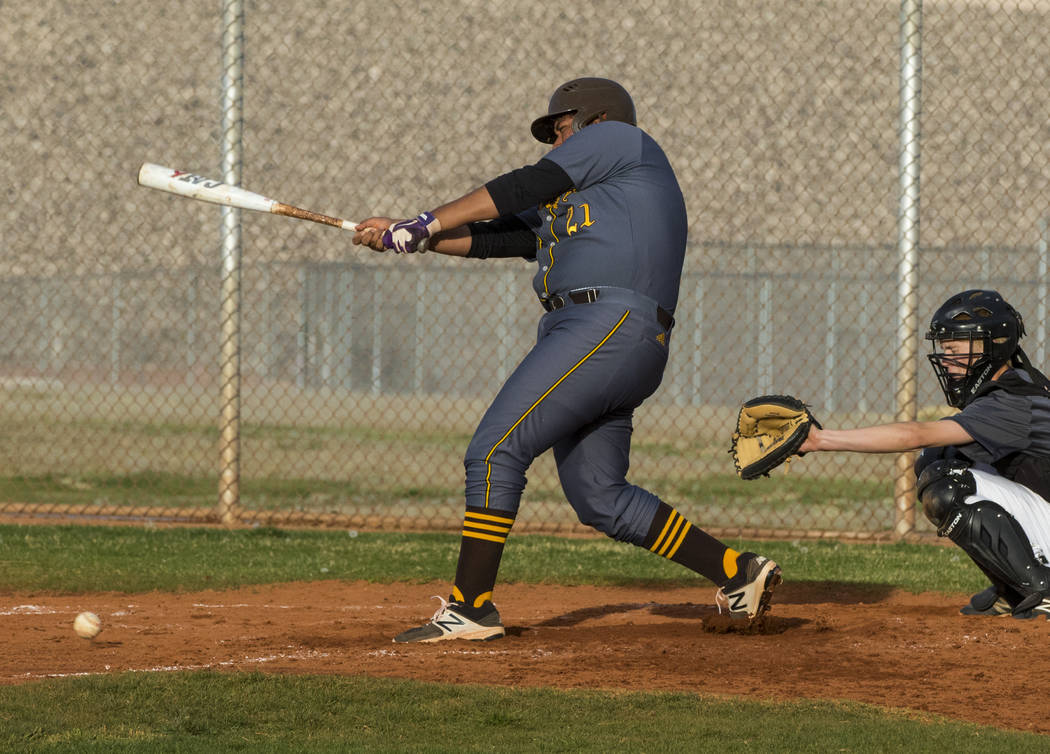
top-left (3, 601), bottom-right (405, 616)
top-left (2, 605), bottom-right (59, 615)
top-left (2, 604), bottom-right (140, 616)
top-left (12, 648), bottom-right (332, 681)
top-left (366, 647), bottom-right (553, 658)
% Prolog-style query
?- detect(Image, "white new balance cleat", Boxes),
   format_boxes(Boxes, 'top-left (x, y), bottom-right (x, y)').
top-left (393, 596), bottom-right (506, 643)
top-left (714, 553), bottom-right (782, 624)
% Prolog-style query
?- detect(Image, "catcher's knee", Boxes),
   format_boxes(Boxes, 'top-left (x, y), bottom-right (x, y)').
top-left (913, 446), bottom-right (960, 479)
top-left (917, 458), bottom-right (976, 534)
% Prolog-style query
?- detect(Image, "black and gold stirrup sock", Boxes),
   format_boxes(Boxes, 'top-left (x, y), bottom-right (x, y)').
top-left (451, 506), bottom-right (515, 616)
top-left (641, 501), bottom-right (741, 585)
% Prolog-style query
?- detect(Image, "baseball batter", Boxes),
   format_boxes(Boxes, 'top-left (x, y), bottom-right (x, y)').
top-left (354, 78), bottom-right (782, 642)
top-left (800, 289), bottom-right (1050, 619)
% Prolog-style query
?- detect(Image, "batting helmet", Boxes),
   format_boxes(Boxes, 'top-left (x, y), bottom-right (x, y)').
top-left (925, 289), bottom-right (1025, 407)
top-left (530, 77), bottom-right (637, 144)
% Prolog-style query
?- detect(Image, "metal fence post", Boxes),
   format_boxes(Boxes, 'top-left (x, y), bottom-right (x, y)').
top-left (217, 0), bottom-right (245, 526)
top-left (186, 269), bottom-right (199, 384)
top-left (893, 0), bottom-right (923, 539)
top-left (296, 265), bottom-right (309, 390)
top-left (1038, 218), bottom-right (1048, 367)
top-left (110, 275), bottom-right (122, 387)
top-left (824, 252), bottom-right (839, 413)
top-left (414, 270), bottom-right (427, 393)
top-left (371, 268), bottom-right (384, 396)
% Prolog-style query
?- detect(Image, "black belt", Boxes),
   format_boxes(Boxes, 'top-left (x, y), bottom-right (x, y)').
top-left (541, 289), bottom-right (674, 331)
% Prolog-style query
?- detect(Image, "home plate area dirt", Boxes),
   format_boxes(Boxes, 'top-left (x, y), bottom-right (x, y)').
top-left (3, 581), bottom-right (1048, 734)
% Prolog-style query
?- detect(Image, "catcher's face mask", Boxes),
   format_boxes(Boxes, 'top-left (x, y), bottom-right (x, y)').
top-left (925, 289), bottom-right (1023, 407)
top-left (928, 336), bottom-right (992, 408)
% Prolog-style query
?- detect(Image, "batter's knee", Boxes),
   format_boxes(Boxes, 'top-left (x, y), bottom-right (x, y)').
top-left (559, 469), bottom-right (639, 542)
top-left (917, 458), bottom-right (976, 534)
top-left (573, 498), bottom-right (643, 543)
top-left (560, 467), bottom-right (616, 524)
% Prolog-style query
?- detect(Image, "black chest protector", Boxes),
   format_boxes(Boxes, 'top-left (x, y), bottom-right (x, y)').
top-left (965, 370), bottom-right (1050, 501)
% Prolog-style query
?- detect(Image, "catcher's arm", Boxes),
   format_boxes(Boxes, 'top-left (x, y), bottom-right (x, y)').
top-left (799, 419), bottom-right (972, 454)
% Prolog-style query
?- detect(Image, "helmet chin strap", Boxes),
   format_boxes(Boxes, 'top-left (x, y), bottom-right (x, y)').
top-left (962, 361), bottom-right (997, 404)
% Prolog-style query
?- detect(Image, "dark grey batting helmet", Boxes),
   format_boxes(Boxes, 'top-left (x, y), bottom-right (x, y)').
top-left (530, 77), bottom-right (637, 144)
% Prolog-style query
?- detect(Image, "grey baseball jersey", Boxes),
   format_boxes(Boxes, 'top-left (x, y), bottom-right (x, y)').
top-left (950, 376), bottom-right (1050, 464)
top-left (462, 121), bottom-right (688, 546)
top-left (518, 121), bottom-right (687, 312)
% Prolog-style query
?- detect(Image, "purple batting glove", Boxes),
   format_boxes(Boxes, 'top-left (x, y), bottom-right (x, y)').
top-left (382, 211), bottom-right (441, 253)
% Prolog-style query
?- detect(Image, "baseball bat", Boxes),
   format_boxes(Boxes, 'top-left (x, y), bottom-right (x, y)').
top-left (137, 163), bottom-right (361, 231)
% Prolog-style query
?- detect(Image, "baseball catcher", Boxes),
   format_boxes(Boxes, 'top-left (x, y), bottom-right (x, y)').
top-left (730, 395), bottom-right (821, 479)
top-left (798, 290), bottom-right (1050, 620)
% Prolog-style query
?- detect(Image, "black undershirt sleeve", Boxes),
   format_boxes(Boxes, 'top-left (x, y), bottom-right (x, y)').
top-left (484, 158), bottom-right (575, 216)
top-left (466, 215), bottom-right (536, 260)
top-left (466, 158), bottom-right (574, 260)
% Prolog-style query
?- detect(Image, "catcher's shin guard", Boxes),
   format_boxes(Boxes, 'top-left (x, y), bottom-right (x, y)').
top-left (944, 501), bottom-right (1050, 609)
top-left (919, 459), bottom-right (1050, 610)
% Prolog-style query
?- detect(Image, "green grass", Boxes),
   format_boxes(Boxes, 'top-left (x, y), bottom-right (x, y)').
top-left (0, 469), bottom-right (901, 539)
top-left (0, 524), bottom-right (984, 595)
top-left (0, 469), bottom-right (891, 504)
top-left (668, 473), bottom-right (889, 507)
top-left (1, 673), bottom-right (1044, 753)
top-left (0, 472), bottom-right (460, 510)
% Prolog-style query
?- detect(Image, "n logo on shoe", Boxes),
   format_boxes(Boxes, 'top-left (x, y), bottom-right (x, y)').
top-left (727, 592), bottom-right (747, 611)
top-left (435, 613), bottom-right (466, 633)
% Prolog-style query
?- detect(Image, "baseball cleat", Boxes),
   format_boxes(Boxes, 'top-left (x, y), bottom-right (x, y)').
top-left (393, 596), bottom-right (505, 643)
top-left (1023, 599), bottom-right (1050, 620)
top-left (960, 585), bottom-right (1013, 616)
top-left (714, 553), bottom-right (782, 624)
top-left (1010, 592), bottom-right (1050, 620)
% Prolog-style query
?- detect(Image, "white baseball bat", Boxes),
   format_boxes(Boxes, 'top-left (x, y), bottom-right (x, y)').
top-left (137, 163), bottom-right (361, 231)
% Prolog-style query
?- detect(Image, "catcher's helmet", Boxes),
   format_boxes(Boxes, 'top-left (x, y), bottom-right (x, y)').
top-left (925, 289), bottom-right (1025, 407)
top-left (530, 77), bottom-right (636, 144)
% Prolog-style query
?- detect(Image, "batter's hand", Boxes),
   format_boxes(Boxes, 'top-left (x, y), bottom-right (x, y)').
top-left (383, 211), bottom-right (442, 253)
top-left (353, 218), bottom-right (394, 252)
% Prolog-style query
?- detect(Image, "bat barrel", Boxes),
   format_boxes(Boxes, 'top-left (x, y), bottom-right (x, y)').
top-left (137, 163), bottom-right (276, 213)
top-left (138, 163), bottom-right (359, 230)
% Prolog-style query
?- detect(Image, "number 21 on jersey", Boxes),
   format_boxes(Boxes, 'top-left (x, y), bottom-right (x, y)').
top-left (566, 203), bottom-right (595, 236)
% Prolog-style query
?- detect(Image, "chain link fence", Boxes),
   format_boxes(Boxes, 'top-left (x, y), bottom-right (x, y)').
top-left (2, 0), bottom-right (1048, 538)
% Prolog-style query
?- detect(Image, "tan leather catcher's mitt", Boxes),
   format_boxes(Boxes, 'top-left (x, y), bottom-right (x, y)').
top-left (730, 395), bottom-right (821, 480)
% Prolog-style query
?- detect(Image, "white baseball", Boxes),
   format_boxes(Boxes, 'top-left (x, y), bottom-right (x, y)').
top-left (73, 611), bottom-right (102, 639)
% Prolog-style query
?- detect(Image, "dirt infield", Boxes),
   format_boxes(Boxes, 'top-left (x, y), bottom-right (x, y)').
top-left (3, 581), bottom-right (1048, 734)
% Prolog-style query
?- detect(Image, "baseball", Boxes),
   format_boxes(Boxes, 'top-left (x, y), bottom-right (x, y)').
top-left (73, 611), bottom-right (102, 639)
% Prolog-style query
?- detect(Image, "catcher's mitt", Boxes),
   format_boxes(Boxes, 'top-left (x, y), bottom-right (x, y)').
top-left (730, 395), bottom-right (821, 480)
